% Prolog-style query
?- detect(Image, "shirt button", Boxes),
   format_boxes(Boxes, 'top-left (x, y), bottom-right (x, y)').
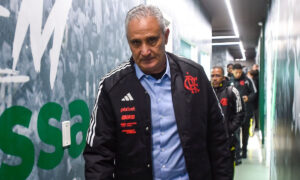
top-left (147, 164), bottom-right (151, 168)
top-left (145, 126), bottom-right (149, 131)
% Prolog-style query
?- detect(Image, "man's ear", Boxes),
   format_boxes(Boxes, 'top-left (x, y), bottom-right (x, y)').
top-left (164, 28), bottom-right (170, 45)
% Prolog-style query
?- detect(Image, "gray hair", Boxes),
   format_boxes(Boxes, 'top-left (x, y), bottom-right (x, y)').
top-left (125, 4), bottom-right (167, 36)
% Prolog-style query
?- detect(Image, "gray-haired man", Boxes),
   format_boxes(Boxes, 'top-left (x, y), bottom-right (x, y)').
top-left (84, 4), bottom-right (232, 180)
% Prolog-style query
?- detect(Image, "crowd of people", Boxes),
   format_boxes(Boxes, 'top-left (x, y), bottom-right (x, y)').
top-left (211, 62), bottom-right (259, 167)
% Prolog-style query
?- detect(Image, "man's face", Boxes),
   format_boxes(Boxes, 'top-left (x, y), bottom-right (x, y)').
top-left (232, 69), bottom-right (243, 79)
top-left (227, 65), bottom-right (233, 74)
top-left (211, 68), bottom-right (224, 88)
top-left (252, 64), bottom-right (259, 71)
top-left (127, 16), bottom-right (169, 74)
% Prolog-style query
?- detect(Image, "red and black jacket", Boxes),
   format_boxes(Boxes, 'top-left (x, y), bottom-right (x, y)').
top-left (213, 81), bottom-right (244, 136)
top-left (229, 73), bottom-right (257, 112)
top-left (83, 52), bottom-right (232, 180)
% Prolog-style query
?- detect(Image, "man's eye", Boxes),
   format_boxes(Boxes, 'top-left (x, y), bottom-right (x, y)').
top-left (211, 75), bottom-right (221, 77)
top-left (147, 37), bottom-right (158, 45)
top-left (131, 40), bottom-right (141, 47)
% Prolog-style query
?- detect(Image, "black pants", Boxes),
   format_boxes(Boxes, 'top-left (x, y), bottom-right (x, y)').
top-left (234, 129), bottom-right (241, 159)
top-left (242, 113), bottom-right (252, 153)
top-left (230, 148), bottom-right (235, 179)
top-left (254, 108), bottom-right (259, 130)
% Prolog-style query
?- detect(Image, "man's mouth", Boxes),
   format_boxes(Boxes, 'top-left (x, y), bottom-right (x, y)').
top-left (142, 57), bottom-right (154, 61)
top-left (141, 57), bottom-right (155, 63)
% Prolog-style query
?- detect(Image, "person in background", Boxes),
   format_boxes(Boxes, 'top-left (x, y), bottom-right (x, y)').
top-left (252, 64), bottom-right (259, 71)
top-left (83, 4), bottom-right (232, 180)
top-left (211, 66), bottom-right (244, 169)
top-left (230, 63), bottom-right (257, 159)
top-left (246, 70), bottom-right (258, 136)
top-left (251, 64), bottom-right (260, 130)
top-left (225, 63), bottom-right (234, 80)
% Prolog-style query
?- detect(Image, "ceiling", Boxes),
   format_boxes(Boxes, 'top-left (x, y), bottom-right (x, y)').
top-left (200, 0), bottom-right (269, 60)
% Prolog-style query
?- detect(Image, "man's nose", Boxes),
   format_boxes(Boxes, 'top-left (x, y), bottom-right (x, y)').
top-left (141, 44), bottom-right (150, 56)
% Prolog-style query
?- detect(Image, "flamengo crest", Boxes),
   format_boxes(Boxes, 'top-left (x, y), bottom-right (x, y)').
top-left (184, 72), bottom-right (200, 94)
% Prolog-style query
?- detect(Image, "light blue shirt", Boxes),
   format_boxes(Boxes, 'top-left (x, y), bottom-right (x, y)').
top-left (134, 56), bottom-right (189, 180)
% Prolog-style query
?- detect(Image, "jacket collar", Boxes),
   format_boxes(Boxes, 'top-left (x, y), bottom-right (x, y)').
top-left (131, 54), bottom-right (171, 80)
top-left (213, 80), bottom-right (228, 92)
top-left (166, 52), bottom-right (181, 75)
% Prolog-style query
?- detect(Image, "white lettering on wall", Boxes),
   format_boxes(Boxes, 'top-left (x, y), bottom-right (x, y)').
top-left (12, 0), bottom-right (72, 89)
top-left (0, 5), bottom-right (10, 17)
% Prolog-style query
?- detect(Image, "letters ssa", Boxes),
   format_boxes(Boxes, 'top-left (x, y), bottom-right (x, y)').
top-left (0, 100), bottom-right (90, 179)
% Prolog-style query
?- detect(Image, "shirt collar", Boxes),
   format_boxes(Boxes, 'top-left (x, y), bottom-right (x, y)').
top-left (134, 54), bottom-right (171, 80)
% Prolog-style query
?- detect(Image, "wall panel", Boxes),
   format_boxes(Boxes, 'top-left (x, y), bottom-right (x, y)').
top-left (0, 0), bottom-right (144, 179)
top-left (265, 0), bottom-right (300, 179)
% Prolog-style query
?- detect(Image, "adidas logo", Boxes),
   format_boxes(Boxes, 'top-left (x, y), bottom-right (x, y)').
top-left (121, 93), bottom-right (134, 101)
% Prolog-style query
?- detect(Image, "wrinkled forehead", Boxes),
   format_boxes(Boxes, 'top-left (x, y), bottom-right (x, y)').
top-left (127, 16), bottom-right (163, 39)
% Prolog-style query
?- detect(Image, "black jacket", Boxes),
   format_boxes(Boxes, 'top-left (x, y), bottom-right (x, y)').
top-left (251, 70), bottom-right (259, 109)
top-left (213, 81), bottom-right (244, 136)
top-left (229, 73), bottom-right (257, 112)
top-left (84, 52), bottom-right (232, 180)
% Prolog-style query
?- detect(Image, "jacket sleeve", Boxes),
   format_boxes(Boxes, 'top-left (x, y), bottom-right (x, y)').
top-left (83, 82), bottom-right (116, 180)
top-left (206, 80), bottom-right (233, 180)
top-left (228, 86), bottom-right (244, 134)
top-left (246, 77), bottom-right (257, 103)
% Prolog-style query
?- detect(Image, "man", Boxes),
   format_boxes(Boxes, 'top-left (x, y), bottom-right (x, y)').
top-left (225, 63), bottom-right (233, 80)
top-left (84, 4), bottom-right (232, 180)
top-left (230, 64), bottom-right (257, 159)
top-left (252, 64), bottom-right (259, 71)
top-left (211, 66), bottom-right (244, 168)
top-left (251, 64), bottom-right (259, 130)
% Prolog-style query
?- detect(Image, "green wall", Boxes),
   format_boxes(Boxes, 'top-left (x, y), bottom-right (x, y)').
top-left (264, 0), bottom-right (300, 179)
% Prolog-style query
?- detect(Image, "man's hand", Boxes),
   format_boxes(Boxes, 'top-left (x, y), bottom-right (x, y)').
top-left (242, 96), bottom-right (248, 103)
